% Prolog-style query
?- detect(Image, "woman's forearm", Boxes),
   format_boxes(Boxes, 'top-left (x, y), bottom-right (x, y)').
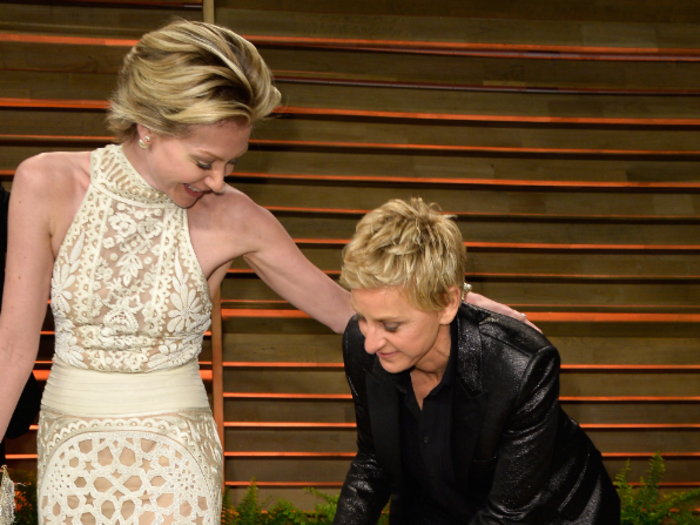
top-left (0, 342), bottom-right (38, 441)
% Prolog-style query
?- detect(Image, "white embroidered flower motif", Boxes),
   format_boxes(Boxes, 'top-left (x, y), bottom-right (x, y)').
top-left (102, 267), bottom-right (114, 282)
top-left (109, 212), bottom-right (137, 240)
top-left (167, 253), bottom-right (205, 334)
top-left (51, 230), bottom-right (84, 315)
top-left (150, 342), bottom-right (178, 369)
top-left (137, 216), bottom-right (163, 240)
top-left (93, 258), bottom-right (113, 283)
top-left (53, 318), bottom-right (87, 369)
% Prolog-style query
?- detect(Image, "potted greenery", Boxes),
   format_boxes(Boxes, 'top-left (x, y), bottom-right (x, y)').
top-left (616, 453), bottom-right (700, 525)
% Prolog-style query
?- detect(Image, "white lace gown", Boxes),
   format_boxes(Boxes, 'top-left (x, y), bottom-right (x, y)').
top-left (37, 144), bottom-right (223, 525)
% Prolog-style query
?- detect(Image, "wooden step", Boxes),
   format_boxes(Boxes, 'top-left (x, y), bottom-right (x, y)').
top-left (277, 82), bottom-right (700, 119)
top-left (250, 120), bottom-right (700, 154)
top-left (0, 39), bottom-right (129, 74)
top-left (550, 336), bottom-right (700, 364)
top-left (216, 1), bottom-right (700, 27)
top-left (6, 31), bottom-right (700, 91)
top-left (219, 310), bottom-right (700, 337)
top-left (232, 182), bottom-right (700, 221)
top-left (0, 71), bottom-right (119, 102)
top-left (5, 144), bottom-right (700, 186)
top-left (258, 47), bottom-right (700, 92)
top-left (10, 96), bottom-right (700, 126)
top-left (6, 123), bottom-right (700, 157)
top-left (270, 215), bottom-right (700, 246)
top-left (224, 428), bottom-right (356, 453)
top-left (230, 277), bottom-right (700, 309)
top-left (0, 3), bottom-right (199, 37)
top-left (235, 151), bottom-right (700, 183)
top-left (1, 108), bottom-right (110, 136)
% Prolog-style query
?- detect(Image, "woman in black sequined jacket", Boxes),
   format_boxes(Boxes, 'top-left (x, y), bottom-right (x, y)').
top-left (334, 198), bottom-right (620, 525)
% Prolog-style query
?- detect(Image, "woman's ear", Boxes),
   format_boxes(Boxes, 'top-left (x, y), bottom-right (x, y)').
top-left (136, 123), bottom-right (152, 140)
top-left (438, 286), bottom-right (462, 325)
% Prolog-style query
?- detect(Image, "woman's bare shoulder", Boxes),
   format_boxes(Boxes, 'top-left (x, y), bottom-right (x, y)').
top-left (197, 184), bottom-right (271, 225)
top-left (189, 184), bottom-right (285, 261)
top-left (13, 151), bottom-right (91, 196)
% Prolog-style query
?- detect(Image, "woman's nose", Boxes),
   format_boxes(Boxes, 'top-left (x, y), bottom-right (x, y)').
top-left (205, 169), bottom-right (226, 193)
top-left (363, 324), bottom-right (385, 355)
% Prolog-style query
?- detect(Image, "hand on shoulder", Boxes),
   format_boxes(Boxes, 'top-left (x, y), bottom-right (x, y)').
top-left (465, 290), bottom-right (542, 333)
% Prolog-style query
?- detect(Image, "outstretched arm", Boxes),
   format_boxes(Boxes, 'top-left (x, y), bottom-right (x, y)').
top-left (0, 157), bottom-right (55, 440)
top-left (239, 204), bottom-right (354, 334)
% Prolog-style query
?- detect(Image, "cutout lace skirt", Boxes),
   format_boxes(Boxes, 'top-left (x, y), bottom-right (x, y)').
top-left (37, 359), bottom-right (222, 525)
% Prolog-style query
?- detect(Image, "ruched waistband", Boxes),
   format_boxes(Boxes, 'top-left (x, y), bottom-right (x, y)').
top-left (41, 358), bottom-right (210, 416)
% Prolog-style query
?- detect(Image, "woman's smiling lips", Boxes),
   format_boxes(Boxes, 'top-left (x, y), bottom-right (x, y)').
top-left (184, 183), bottom-right (204, 197)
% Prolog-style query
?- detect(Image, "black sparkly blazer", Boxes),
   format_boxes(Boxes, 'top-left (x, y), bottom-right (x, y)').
top-left (334, 304), bottom-right (619, 525)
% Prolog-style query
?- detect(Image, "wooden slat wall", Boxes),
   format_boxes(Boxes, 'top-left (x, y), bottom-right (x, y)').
top-left (2, 0), bottom-right (699, 509)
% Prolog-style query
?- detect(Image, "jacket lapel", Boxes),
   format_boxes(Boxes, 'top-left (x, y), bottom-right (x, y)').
top-left (452, 306), bottom-right (490, 487)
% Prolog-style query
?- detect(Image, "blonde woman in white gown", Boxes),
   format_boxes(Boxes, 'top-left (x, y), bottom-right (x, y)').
top-left (0, 20), bottom-right (532, 525)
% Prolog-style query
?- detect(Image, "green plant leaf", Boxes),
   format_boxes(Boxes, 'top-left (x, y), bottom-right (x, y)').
top-left (615, 453), bottom-right (700, 525)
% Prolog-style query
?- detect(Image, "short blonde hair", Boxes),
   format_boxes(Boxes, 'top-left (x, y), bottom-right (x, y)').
top-left (341, 197), bottom-right (466, 312)
top-left (106, 19), bottom-right (281, 142)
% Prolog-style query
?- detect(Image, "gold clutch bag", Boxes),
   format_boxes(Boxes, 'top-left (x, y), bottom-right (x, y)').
top-left (0, 465), bottom-right (14, 525)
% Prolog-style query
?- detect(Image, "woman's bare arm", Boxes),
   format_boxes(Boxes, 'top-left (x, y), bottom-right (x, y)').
top-left (0, 156), bottom-right (58, 440)
top-left (237, 204), bottom-right (354, 334)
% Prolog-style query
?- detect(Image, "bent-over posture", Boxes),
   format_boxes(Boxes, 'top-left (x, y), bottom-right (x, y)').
top-left (334, 198), bottom-right (620, 525)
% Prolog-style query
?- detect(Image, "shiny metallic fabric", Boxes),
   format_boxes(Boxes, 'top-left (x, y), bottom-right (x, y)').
top-left (334, 305), bottom-right (620, 524)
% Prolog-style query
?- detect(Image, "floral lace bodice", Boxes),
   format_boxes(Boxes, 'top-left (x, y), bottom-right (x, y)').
top-left (50, 144), bottom-right (212, 372)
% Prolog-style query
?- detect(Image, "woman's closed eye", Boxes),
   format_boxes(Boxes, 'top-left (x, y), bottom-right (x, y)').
top-left (197, 160), bottom-right (237, 174)
top-left (355, 315), bottom-right (398, 333)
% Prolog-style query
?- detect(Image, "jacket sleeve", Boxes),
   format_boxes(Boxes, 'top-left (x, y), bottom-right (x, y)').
top-left (333, 321), bottom-right (392, 525)
top-left (470, 345), bottom-right (562, 525)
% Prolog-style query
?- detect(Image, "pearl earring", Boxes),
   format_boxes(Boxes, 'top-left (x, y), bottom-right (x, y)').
top-left (138, 136), bottom-right (150, 149)
top-left (461, 282), bottom-right (472, 301)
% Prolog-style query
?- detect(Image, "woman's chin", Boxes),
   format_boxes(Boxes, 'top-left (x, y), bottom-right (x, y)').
top-left (378, 356), bottom-right (409, 374)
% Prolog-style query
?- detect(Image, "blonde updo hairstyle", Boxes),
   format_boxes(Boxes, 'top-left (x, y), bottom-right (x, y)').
top-left (106, 19), bottom-right (281, 142)
top-left (341, 197), bottom-right (466, 312)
